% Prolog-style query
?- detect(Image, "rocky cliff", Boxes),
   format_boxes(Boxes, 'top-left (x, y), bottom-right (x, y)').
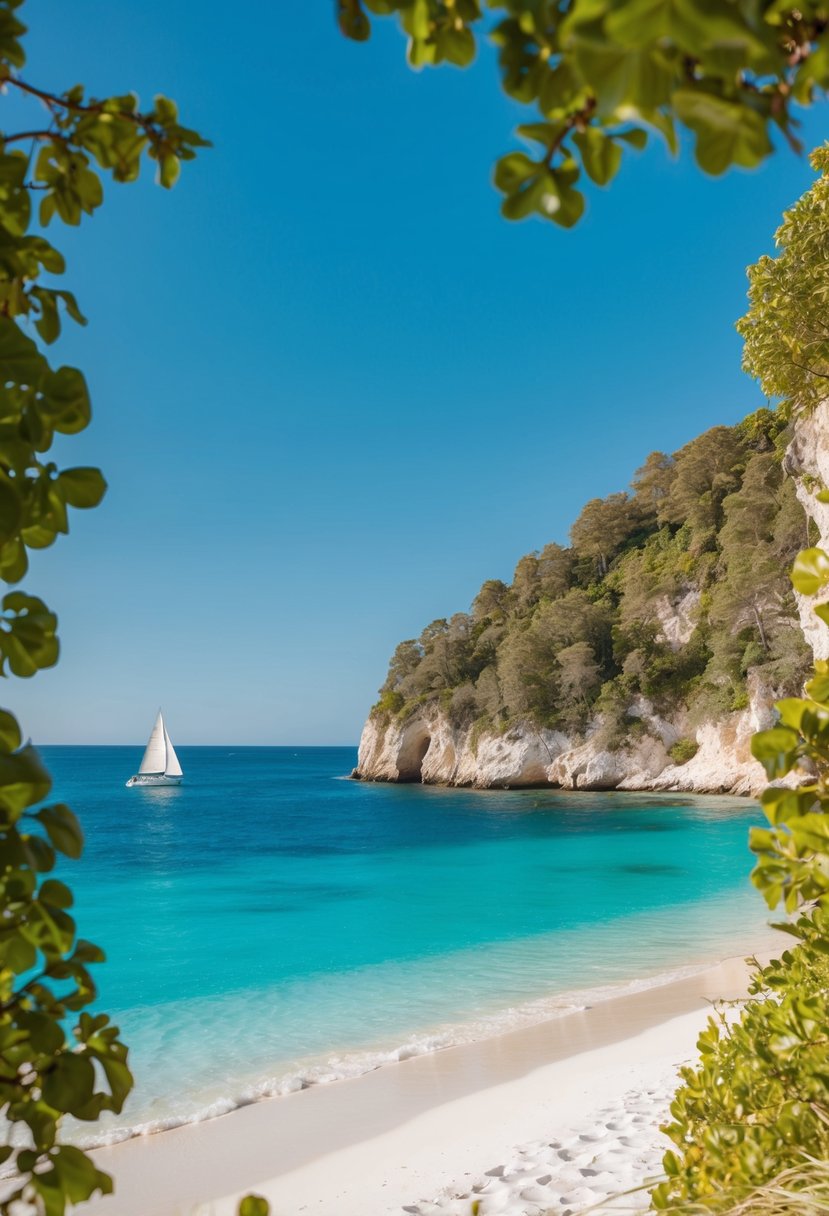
top-left (353, 674), bottom-right (775, 796)
top-left (354, 404), bottom-right (829, 797)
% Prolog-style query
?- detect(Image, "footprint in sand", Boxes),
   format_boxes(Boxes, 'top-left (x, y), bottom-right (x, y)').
top-left (559, 1187), bottom-right (600, 1208)
top-left (521, 1185), bottom-right (556, 1203)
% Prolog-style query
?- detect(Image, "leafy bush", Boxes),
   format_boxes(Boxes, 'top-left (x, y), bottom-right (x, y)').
top-left (668, 738), bottom-right (698, 766)
top-left (650, 545), bottom-right (829, 1213)
top-left (652, 931), bottom-right (829, 1211)
top-left (373, 689), bottom-right (405, 718)
top-left (666, 1160), bottom-right (829, 1216)
top-left (0, 4), bottom-right (206, 1211)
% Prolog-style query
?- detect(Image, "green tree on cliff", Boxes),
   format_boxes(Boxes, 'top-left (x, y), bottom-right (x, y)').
top-left (738, 144), bottom-right (829, 415)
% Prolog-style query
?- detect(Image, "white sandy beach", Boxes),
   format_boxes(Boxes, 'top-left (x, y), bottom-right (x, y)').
top-left (82, 954), bottom-right (761, 1216)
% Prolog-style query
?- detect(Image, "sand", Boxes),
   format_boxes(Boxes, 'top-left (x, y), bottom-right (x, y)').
top-left (81, 954), bottom-right (759, 1216)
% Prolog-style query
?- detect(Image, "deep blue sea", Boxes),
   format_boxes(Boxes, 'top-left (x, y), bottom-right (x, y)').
top-left (40, 746), bottom-right (776, 1143)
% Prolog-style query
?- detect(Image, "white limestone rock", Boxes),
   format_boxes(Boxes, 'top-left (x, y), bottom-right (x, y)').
top-left (354, 709), bottom-right (568, 788)
top-left (653, 589), bottom-right (701, 651)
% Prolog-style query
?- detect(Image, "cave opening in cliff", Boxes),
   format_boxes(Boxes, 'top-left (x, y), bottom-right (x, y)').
top-left (398, 734), bottom-right (431, 783)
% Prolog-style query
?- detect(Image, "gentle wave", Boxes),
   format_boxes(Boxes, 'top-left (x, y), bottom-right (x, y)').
top-left (68, 956), bottom-right (745, 1149)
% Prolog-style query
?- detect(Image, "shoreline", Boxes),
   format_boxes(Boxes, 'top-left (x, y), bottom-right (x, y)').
top-left (72, 909), bottom-right (776, 1149)
top-left (350, 771), bottom-right (758, 798)
top-left (85, 950), bottom-right (768, 1216)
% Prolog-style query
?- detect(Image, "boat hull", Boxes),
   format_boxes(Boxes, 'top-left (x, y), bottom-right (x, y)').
top-left (126, 774), bottom-right (183, 788)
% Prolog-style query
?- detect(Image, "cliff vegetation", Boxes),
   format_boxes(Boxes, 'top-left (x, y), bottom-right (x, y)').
top-left (374, 409), bottom-right (813, 748)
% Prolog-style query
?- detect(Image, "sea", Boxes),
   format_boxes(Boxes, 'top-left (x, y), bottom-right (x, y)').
top-left (39, 745), bottom-right (778, 1145)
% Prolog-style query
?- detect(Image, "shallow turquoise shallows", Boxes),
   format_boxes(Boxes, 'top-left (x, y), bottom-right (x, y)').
top-left (41, 746), bottom-right (776, 1142)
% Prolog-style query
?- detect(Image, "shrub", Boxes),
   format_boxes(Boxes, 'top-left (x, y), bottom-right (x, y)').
top-left (372, 689), bottom-right (405, 718)
top-left (668, 738), bottom-right (698, 765)
top-left (651, 546), bottom-right (829, 1213)
top-left (652, 929), bottom-right (829, 1212)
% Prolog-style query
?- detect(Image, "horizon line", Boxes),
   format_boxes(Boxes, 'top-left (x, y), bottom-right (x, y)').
top-left (36, 742), bottom-right (361, 749)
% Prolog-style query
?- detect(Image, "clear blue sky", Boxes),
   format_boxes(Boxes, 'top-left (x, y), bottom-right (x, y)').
top-left (10, 2), bottom-right (829, 745)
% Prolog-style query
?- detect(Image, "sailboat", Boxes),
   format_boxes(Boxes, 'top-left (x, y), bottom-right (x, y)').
top-left (126, 710), bottom-right (184, 787)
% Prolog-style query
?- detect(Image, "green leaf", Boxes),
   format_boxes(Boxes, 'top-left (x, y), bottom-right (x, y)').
top-left (52, 1145), bottom-right (112, 1203)
top-left (158, 154), bottom-right (181, 189)
top-left (573, 127), bottom-right (622, 185)
top-left (750, 726), bottom-right (800, 779)
top-left (616, 127), bottom-right (648, 149)
top-left (339, 6), bottom-right (371, 40)
top-left (0, 742), bottom-right (52, 817)
top-left (493, 151), bottom-right (538, 193)
top-left (440, 26), bottom-right (475, 67)
top-left (0, 471), bottom-right (23, 547)
top-left (673, 89), bottom-right (773, 176)
top-left (36, 804), bottom-right (84, 859)
top-left (40, 878), bottom-right (74, 910)
top-left (760, 786), bottom-right (818, 826)
top-left (34, 289), bottom-right (60, 344)
top-left (568, 38), bottom-right (673, 116)
top-left (41, 1052), bottom-right (96, 1116)
top-left (0, 4), bottom-right (27, 69)
top-left (73, 938), bottom-right (106, 965)
top-left (775, 698), bottom-right (809, 731)
top-left (56, 468), bottom-right (107, 509)
top-left (239, 1198), bottom-right (270, 1216)
top-left (546, 170), bottom-right (585, 227)
top-left (0, 316), bottom-right (46, 386)
top-left (0, 708), bottom-right (22, 752)
top-left (605, 0), bottom-right (699, 48)
top-left (806, 663), bottom-right (829, 703)
top-left (501, 171), bottom-right (548, 220)
top-left (791, 548), bottom-right (829, 597)
top-left (40, 366), bottom-right (92, 434)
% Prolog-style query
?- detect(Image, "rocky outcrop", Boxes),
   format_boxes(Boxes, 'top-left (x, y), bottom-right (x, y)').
top-left (785, 399), bottom-right (829, 659)
top-left (547, 732), bottom-right (672, 791)
top-left (654, 589), bottom-right (701, 650)
top-left (355, 406), bottom-right (829, 799)
top-left (353, 676), bottom-right (774, 796)
top-left (355, 707), bottom-right (568, 788)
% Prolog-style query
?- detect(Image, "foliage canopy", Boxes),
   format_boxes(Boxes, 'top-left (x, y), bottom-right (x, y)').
top-left (0, 2), bottom-right (207, 1211)
top-left (649, 156), bottom-right (829, 1214)
top-left (649, 548), bottom-right (829, 1213)
top-left (738, 144), bottom-right (829, 416)
top-left (339, 0), bottom-right (829, 227)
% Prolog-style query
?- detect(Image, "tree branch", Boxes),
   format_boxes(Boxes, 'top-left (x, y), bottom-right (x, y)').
top-left (544, 96), bottom-right (597, 168)
top-left (789, 356), bottom-right (829, 380)
top-left (7, 77), bottom-right (154, 129)
top-left (2, 130), bottom-right (70, 146)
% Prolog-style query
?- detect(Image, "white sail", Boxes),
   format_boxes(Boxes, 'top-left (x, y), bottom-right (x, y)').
top-left (138, 711), bottom-right (167, 774)
top-left (164, 726), bottom-right (183, 778)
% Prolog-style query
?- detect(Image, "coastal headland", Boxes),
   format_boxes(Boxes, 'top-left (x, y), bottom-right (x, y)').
top-left (354, 402), bottom-right (829, 798)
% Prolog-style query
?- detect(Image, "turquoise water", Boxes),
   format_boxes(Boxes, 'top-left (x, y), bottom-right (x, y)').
top-left (41, 746), bottom-right (775, 1142)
